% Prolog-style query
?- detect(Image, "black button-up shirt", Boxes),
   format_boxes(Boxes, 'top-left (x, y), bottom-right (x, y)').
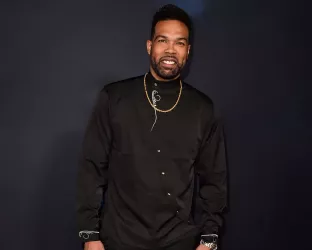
top-left (76, 72), bottom-right (227, 249)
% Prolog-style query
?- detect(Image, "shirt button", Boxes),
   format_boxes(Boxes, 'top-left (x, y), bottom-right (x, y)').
top-left (161, 172), bottom-right (165, 175)
top-left (167, 193), bottom-right (171, 196)
top-left (157, 150), bottom-right (160, 153)
top-left (154, 83), bottom-right (157, 86)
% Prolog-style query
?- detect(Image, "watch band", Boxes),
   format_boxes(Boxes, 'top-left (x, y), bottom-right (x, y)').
top-left (200, 239), bottom-right (218, 250)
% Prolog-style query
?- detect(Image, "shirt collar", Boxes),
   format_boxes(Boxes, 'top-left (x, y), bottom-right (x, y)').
top-left (146, 72), bottom-right (181, 90)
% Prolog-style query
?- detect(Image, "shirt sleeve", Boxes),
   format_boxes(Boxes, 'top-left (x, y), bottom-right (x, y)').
top-left (76, 88), bottom-right (113, 242)
top-left (195, 106), bottom-right (228, 240)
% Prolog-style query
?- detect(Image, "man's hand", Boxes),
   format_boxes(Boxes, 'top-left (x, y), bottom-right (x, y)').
top-left (196, 244), bottom-right (211, 250)
top-left (84, 241), bottom-right (105, 250)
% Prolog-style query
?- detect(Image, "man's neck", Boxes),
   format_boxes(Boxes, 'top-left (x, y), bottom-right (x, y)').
top-left (149, 68), bottom-right (180, 82)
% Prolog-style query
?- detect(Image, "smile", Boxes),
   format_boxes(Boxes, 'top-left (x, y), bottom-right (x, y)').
top-left (162, 60), bottom-right (176, 65)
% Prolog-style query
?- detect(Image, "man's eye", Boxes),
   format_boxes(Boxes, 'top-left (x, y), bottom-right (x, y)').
top-left (177, 42), bottom-right (185, 46)
top-left (158, 39), bottom-right (166, 43)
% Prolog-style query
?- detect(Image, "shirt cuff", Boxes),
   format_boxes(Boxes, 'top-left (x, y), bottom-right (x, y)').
top-left (200, 234), bottom-right (218, 243)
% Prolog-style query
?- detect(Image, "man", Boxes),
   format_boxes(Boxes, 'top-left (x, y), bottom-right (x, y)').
top-left (77, 4), bottom-right (227, 250)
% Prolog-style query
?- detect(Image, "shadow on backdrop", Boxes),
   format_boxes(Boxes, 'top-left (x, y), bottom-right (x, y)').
top-left (33, 132), bottom-right (83, 250)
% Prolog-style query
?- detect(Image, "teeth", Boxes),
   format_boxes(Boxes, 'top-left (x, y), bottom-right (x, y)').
top-left (163, 60), bottom-right (175, 65)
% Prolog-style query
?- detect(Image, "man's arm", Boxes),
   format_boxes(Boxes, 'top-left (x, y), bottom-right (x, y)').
top-left (195, 110), bottom-right (228, 249)
top-left (76, 88), bottom-right (113, 243)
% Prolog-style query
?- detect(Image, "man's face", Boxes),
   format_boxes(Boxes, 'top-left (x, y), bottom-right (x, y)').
top-left (147, 20), bottom-right (191, 81)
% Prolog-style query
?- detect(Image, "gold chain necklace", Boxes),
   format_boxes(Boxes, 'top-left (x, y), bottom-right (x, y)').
top-left (143, 73), bottom-right (182, 113)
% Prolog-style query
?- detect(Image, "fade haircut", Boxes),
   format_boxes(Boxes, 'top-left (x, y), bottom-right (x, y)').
top-left (150, 4), bottom-right (193, 44)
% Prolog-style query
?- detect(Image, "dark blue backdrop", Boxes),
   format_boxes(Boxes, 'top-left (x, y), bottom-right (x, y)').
top-left (1, 0), bottom-right (310, 249)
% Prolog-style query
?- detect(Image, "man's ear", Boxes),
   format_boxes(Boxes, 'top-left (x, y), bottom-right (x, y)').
top-left (146, 40), bottom-right (152, 55)
top-left (187, 45), bottom-right (191, 58)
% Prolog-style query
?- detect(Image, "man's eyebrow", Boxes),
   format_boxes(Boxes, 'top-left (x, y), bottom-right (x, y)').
top-left (176, 37), bottom-right (188, 42)
top-left (153, 35), bottom-right (188, 42)
top-left (153, 35), bottom-right (168, 41)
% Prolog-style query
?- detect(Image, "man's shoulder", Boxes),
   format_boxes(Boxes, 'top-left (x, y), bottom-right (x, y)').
top-left (183, 81), bottom-right (214, 108)
top-left (101, 74), bottom-right (144, 93)
top-left (183, 82), bottom-right (218, 120)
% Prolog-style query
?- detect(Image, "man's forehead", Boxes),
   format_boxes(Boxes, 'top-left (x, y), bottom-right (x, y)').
top-left (154, 21), bottom-right (189, 37)
top-left (155, 20), bottom-right (188, 30)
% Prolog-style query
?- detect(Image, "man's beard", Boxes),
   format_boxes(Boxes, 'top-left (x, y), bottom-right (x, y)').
top-left (150, 56), bottom-right (184, 80)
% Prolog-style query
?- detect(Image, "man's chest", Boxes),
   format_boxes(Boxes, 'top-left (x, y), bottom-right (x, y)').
top-left (109, 92), bottom-right (203, 159)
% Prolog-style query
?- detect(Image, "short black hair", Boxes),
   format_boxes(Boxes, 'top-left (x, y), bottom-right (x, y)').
top-left (150, 4), bottom-right (193, 43)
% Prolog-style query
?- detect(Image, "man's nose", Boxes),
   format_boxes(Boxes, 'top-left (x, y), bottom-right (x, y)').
top-left (165, 42), bottom-right (177, 54)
